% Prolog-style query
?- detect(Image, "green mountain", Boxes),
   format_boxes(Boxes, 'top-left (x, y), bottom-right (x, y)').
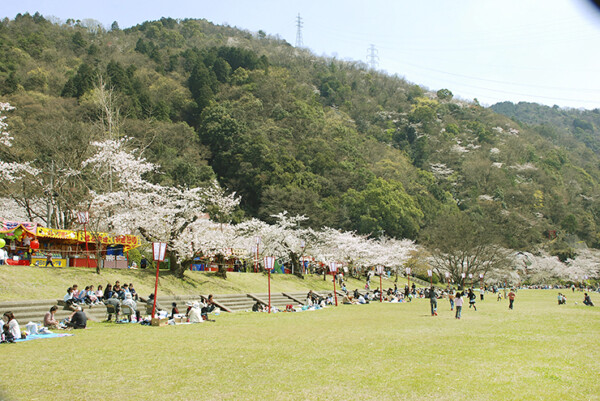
top-left (2, 13), bottom-right (600, 256)
top-left (491, 101), bottom-right (600, 154)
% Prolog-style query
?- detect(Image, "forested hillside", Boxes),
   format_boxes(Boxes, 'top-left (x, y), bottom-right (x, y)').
top-left (2, 13), bottom-right (600, 259)
top-left (492, 101), bottom-right (600, 154)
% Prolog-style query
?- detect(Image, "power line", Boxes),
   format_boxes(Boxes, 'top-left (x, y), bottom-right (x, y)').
top-left (295, 13), bottom-right (303, 48)
top-left (367, 44), bottom-right (379, 70)
top-left (386, 57), bottom-right (600, 94)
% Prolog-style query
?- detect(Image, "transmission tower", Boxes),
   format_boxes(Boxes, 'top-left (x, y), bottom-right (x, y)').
top-left (367, 44), bottom-right (379, 70)
top-left (295, 13), bottom-right (304, 48)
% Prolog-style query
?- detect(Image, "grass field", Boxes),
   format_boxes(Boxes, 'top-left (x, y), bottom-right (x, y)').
top-left (1, 289), bottom-right (598, 401)
top-left (0, 265), bottom-right (381, 301)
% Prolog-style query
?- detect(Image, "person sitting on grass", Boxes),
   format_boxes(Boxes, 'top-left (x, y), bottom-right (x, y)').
top-left (87, 285), bottom-right (100, 305)
top-left (96, 285), bottom-right (104, 302)
top-left (201, 295), bottom-right (217, 318)
top-left (187, 302), bottom-right (204, 323)
top-left (1, 322), bottom-right (16, 343)
top-left (583, 293), bottom-right (594, 306)
top-left (170, 302), bottom-right (179, 319)
top-left (71, 284), bottom-right (81, 301)
top-left (114, 282), bottom-right (124, 299)
top-left (129, 283), bottom-right (138, 301)
top-left (2, 312), bottom-right (21, 340)
top-left (44, 306), bottom-right (61, 329)
top-left (252, 300), bottom-right (266, 312)
top-left (104, 284), bottom-right (113, 301)
top-left (145, 294), bottom-right (164, 315)
top-left (341, 294), bottom-right (354, 304)
top-left (558, 293), bottom-right (566, 305)
top-left (63, 287), bottom-right (78, 311)
top-left (76, 286), bottom-right (89, 304)
top-left (66, 307), bottom-right (87, 329)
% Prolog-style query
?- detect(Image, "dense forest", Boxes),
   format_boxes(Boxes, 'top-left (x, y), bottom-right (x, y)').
top-left (2, 13), bottom-right (600, 261)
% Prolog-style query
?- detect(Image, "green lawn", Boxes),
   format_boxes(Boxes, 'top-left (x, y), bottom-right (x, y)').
top-left (0, 265), bottom-right (384, 300)
top-left (1, 289), bottom-right (598, 400)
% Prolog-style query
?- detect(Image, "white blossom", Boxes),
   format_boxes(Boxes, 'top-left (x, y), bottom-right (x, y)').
top-left (0, 103), bottom-right (40, 182)
top-left (430, 163), bottom-right (454, 178)
top-left (510, 163), bottom-right (538, 171)
top-left (451, 144), bottom-right (469, 153)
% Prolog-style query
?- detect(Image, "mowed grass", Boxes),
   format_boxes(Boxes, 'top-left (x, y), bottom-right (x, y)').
top-left (1, 290), bottom-right (599, 401)
top-left (0, 265), bottom-right (375, 301)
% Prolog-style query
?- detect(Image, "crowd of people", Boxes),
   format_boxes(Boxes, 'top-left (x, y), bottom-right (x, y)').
top-left (62, 280), bottom-right (140, 311)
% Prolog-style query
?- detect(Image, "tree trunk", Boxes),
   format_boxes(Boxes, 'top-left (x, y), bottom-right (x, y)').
top-left (95, 245), bottom-right (102, 274)
top-left (169, 251), bottom-right (190, 279)
top-left (215, 254), bottom-right (227, 279)
top-left (289, 251), bottom-right (304, 279)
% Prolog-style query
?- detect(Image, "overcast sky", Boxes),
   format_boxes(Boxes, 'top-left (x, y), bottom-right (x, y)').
top-left (3, 0), bottom-right (600, 109)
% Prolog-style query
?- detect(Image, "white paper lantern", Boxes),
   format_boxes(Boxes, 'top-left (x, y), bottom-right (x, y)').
top-left (264, 256), bottom-right (275, 270)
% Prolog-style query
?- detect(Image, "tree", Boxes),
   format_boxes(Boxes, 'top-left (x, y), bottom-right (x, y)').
top-left (0, 102), bottom-right (40, 196)
top-left (342, 177), bottom-right (423, 239)
top-left (436, 88), bottom-right (453, 101)
top-left (421, 212), bottom-right (512, 286)
top-left (236, 212), bottom-right (312, 278)
top-left (86, 137), bottom-right (240, 278)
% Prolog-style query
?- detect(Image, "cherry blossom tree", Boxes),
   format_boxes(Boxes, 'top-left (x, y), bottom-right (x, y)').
top-left (516, 249), bottom-right (599, 283)
top-left (0, 103), bottom-right (39, 184)
top-left (84, 137), bottom-right (240, 278)
top-left (235, 212), bottom-right (313, 277)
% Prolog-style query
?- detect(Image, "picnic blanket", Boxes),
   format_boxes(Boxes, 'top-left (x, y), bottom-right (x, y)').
top-left (15, 332), bottom-right (74, 342)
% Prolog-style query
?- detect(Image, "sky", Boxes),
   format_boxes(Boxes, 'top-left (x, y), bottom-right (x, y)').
top-left (2, 0), bottom-right (600, 109)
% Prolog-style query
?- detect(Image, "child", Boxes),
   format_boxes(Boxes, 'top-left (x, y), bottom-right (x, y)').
top-left (455, 292), bottom-right (464, 319)
top-left (448, 289), bottom-right (455, 311)
top-left (171, 302), bottom-right (179, 319)
top-left (1, 323), bottom-right (16, 343)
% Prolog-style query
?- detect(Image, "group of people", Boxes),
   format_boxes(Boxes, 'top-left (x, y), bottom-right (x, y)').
top-left (1, 304), bottom-right (89, 344)
top-left (1, 311), bottom-right (21, 343)
top-left (169, 295), bottom-right (218, 322)
top-left (63, 280), bottom-right (139, 311)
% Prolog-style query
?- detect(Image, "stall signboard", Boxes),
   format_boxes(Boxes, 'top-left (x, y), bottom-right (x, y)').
top-left (36, 227), bottom-right (78, 241)
top-left (113, 234), bottom-right (141, 250)
top-left (2, 221), bottom-right (37, 235)
top-left (31, 256), bottom-right (67, 267)
top-left (77, 231), bottom-right (113, 245)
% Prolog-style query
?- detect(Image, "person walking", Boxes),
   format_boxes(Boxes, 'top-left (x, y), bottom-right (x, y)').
top-left (429, 286), bottom-right (438, 316)
top-left (448, 289), bottom-right (455, 311)
top-left (455, 292), bottom-right (464, 319)
top-left (468, 288), bottom-right (477, 311)
top-left (508, 289), bottom-right (516, 309)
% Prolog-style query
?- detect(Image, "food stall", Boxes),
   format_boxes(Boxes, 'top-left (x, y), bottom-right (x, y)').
top-left (33, 226), bottom-right (77, 267)
top-left (0, 219), bottom-right (141, 268)
top-left (0, 220), bottom-right (38, 265)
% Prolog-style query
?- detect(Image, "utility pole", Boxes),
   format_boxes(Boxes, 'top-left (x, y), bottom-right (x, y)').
top-left (295, 13), bottom-right (304, 48)
top-left (367, 44), bottom-right (379, 70)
